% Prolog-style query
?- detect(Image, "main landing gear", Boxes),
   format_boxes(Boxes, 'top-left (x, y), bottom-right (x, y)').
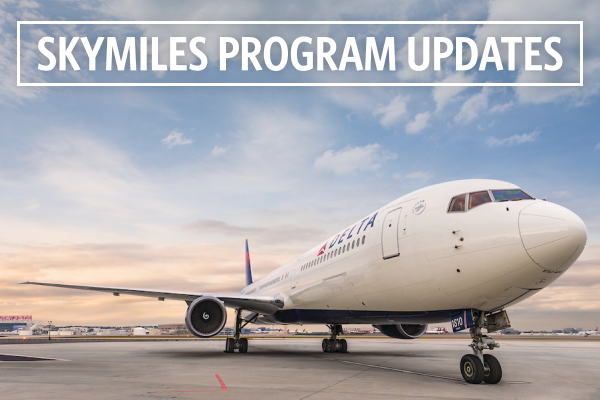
top-left (460, 310), bottom-right (502, 384)
top-left (225, 309), bottom-right (249, 353)
top-left (322, 324), bottom-right (348, 353)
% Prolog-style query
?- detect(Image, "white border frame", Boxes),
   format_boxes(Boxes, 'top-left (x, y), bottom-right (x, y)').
top-left (17, 21), bottom-right (583, 87)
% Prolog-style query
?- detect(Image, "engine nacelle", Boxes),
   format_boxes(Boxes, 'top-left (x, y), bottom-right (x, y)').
top-left (185, 296), bottom-right (227, 338)
top-left (375, 324), bottom-right (428, 339)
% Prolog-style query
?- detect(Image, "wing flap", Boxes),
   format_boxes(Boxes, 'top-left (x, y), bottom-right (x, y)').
top-left (20, 281), bottom-right (283, 315)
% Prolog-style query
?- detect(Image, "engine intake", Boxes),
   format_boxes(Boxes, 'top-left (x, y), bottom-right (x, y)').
top-left (375, 324), bottom-right (428, 339)
top-left (185, 296), bottom-right (227, 338)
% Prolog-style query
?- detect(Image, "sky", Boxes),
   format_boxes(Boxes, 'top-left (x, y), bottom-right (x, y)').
top-left (0, 0), bottom-right (599, 331)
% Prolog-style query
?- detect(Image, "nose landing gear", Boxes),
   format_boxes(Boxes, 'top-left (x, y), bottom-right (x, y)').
top-left (225, 309), bottom-right (251, 353)
top-left (322, 324), bottom-right (348, 353)
top-left (460, 310), bottom-right (502, 384)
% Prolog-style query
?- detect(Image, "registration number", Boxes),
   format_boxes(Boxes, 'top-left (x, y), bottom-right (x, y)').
top-left (451, 310), bottom-right (474, 332)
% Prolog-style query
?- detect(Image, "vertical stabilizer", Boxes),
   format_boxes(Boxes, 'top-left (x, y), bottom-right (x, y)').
top-left (245, 239), bottom-right (253, 286)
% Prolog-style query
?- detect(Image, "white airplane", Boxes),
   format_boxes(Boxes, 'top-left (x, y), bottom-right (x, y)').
top-left (426, 326), bottom-right (450, 334)
top-left (577, 327), bottom-right (598, 336)
top-left (22, 179), bottom-right (587, 385)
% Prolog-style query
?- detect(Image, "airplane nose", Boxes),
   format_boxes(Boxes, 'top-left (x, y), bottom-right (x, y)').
top-left (519, 201), bottom-right (587, 272)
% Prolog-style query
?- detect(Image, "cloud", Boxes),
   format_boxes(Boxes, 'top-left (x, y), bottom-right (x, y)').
top-left (0, 240), bottom-right (297, 326)
top-left (596, 143), bottom-right (600, 150)
top-left (373, 94), bottom-right (410, 127)
top-left (314, 143), bottom-right (396, 175)
top-left (404, 171), bottom-right (434, 181)
top-left (486, 129), bottom-right (541, 147)
top-left (0, 2), bottom-right (47, 103)
top-left (211, 145), bottom-right (229, 157)
top-left (489, 101), bottom-right (514, 114)
top-left (183, 220), bottom-right (326, 244)
top-left (405, 111), bottom-right (431, 134)
top-left (454, 87), bottom-right (492, 124)
top-left (395, 24), bottom-right (463, 82)
top-left (477, 0), bottom-right (600, 106)
top-left (432, 72), bottom-right (474, 112)
top-left (161, 131), bottom-right (193, 148)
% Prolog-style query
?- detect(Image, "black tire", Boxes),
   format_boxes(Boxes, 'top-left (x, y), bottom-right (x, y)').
top-left (225, 338), bottom-right (235, 353)
top-left (326, 339), bottom-right (335, 353)
top-left (239, 338), bottom-right (248, 353)
top-left (340, 339), bottom-right (348, 353)
top-left (322, 339), bottom-right (328, 352)
top-left (460, 354), bottom-right (484, 384)
top-left (483, 354), bottom-right (502, 384)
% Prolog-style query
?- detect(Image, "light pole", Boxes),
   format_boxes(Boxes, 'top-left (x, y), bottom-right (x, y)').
top-left (48, 320), bottom-right (52, 341)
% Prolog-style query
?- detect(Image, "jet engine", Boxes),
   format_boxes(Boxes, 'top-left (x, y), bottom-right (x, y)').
top-left (374, 324), bottom-right (428, 339)
top-left (185, 296), bottom-right (227, 338)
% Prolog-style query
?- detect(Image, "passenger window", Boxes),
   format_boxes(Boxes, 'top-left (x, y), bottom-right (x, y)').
top-left (362, 236), bottom-right (365, 245)
top-left (356, 239), bottom-right (360, 248)
top-left (449, 194), bottom-right (466, 212)
top-left (469, 191), bottom-right (492, 209)
top-left (342, 246), bottom-right (345, 253)
top-left (352, 240), bottom-right (355, 249)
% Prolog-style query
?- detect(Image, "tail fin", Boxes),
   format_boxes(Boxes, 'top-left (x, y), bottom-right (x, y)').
top-left (245, 239), bottom-right (253, 286)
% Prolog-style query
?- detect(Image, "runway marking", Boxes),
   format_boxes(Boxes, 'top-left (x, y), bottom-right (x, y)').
top-left (150, 374), bottom-right (227, 393)
top-left (319, 357), bottom-right (465, 382)
top-left (0, 353), bottom-right (68, 362)
top-left (320, 357), bottom-right (530, 385)
top-left (299, 369), bottom-right (369, 400)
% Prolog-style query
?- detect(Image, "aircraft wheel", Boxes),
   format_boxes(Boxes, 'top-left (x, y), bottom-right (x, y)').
top-left (483, 354), bottom-right (502, 384)
top-left (327, 339), bottom-right (336, 353)
top-left (460, 354), bottom-right (484, 384)
top-left (239, 338), bottom-right (249, 353)
top-left (322, 339), bottom-right (328, 352)
top-left (340, 339), bottom-right (348, 353)
top-left (225, 338), bottom-right (235, 353)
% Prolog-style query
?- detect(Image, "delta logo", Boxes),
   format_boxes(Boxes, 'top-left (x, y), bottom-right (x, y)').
top-left (316, 212), bottom-right (378, 256)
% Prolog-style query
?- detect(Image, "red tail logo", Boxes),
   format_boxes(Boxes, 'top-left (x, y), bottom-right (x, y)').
top-left (317, 242), bottom-right (327, 256)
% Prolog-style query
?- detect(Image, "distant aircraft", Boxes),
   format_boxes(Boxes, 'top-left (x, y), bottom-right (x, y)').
top-left (426, 326), bottom-right (450, 334)
top-left (346, 327), bottom-right (378, 334)
top-left (22, 179), bottom-right (587, 384)
top-left (577, 327), bottom-right (599, 336)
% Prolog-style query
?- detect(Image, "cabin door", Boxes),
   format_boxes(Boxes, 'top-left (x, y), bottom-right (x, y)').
top-left (381, 207), bottom-right (402, 259)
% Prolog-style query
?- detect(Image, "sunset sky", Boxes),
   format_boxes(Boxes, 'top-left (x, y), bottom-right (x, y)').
top-left (1, 0), bottom-right (599, 331)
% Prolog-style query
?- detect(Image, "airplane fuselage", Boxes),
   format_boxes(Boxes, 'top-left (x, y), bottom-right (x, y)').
top-left (242, 179), bottom-right (587, 326)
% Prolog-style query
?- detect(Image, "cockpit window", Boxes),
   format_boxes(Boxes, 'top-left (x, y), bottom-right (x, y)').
top-left (469, 191), bottom-right (492, 209)
top-left (448, 194), bottom-right (466, 212)
top-left (492, 189), bottom-right (533, 202)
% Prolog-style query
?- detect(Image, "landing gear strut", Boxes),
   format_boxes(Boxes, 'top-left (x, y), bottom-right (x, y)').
top-left (225, 309), bottom-right (249, 353)
top-left (460, 310), bottom-right (502, 384)
top-left (322, 324), bottom-right (348, 353)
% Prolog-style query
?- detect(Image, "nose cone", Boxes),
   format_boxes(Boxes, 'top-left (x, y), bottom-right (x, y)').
top-left (519, 201), bottom-right (587, 272)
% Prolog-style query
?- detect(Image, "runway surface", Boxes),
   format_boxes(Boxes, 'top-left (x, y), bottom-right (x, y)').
top-left (1, 338), bottom-right (599, 399)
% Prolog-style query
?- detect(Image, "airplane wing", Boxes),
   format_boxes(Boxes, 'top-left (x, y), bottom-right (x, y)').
top-left (19, 281), bottom-right (284, 315)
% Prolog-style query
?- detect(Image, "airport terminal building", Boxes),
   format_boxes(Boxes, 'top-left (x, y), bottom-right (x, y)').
top-left (0, 316), bottom-right (40, 332)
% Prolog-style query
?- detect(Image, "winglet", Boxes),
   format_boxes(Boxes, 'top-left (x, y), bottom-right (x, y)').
top-left (245, 239), bottom-right (253, 286)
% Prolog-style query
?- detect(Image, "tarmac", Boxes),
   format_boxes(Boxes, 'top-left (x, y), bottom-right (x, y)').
top-left (1, 337), bottom-right (599, 399)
